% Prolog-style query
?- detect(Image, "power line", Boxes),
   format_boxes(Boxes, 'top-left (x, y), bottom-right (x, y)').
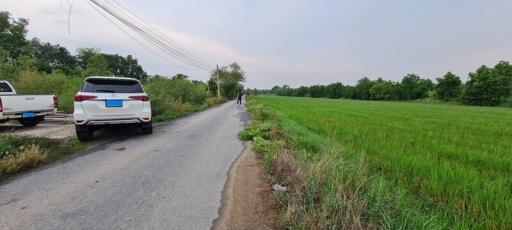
top-left (90, 0), bottom-right (211, 70)
top-left (109, 0), bottom-right (209, 68)
top-left (86, 0), bottom-right (194, 70)
top-left (88, 0), bottom-right (213, 71)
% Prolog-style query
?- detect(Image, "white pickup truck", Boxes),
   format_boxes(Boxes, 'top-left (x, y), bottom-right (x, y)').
top-left (0, 80), bottom-right (57, 127)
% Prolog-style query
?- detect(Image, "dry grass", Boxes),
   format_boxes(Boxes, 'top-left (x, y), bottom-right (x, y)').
top-left (170, 98), bottom-right (192, 113)
top-left (0, 144), bottom-right (47, 174)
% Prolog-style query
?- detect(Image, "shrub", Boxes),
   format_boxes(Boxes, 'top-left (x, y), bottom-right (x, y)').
top-left (145, 76), bottom-right (210, 120)
top-left (239, 122), bottom-right (273, 141)
top-left (204, 97), bottom-right (225, 107)
top-left (12, 71), bottom-right (83, 113)
top-left (0, 144), bottom-right (47, 174)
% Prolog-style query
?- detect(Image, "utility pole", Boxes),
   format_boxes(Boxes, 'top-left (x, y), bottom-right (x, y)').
top-left (216, 65), bottom-right (221, 98)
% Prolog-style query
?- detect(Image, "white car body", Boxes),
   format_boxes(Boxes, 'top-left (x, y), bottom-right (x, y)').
top-left (0, 80), bottom-right (57, 126)
top-left (73, 77), bottom-right (152, 141)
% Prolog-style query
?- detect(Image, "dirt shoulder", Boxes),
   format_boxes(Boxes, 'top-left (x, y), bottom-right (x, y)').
top-left (214, 143), bottom-right (277, 230)
top-left (0, 115), bottom-right (75, 139)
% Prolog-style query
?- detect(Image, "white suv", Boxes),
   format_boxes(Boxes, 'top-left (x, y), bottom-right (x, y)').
top-left (73, 77), bottom-right (152, 141)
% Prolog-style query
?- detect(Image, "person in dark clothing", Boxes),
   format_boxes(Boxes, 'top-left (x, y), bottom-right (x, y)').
top-left (237, 91), bottom-right (244, 104)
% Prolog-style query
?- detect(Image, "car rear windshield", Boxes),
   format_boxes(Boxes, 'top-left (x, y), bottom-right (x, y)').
top-left (81, 79), bottom-right (143, 93)
top-left (0, 82), bottom-right (13, 92)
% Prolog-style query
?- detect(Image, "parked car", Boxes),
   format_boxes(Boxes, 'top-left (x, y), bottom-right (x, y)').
top-left (0, 80), bottom-right (57, 127)
top-left (73, 76), bottom-right (152, 141)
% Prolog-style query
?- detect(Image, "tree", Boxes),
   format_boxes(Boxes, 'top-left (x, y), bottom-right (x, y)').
top-left (84, 54), bottom-right (111, 76)
top-left (435, 72), bottom-right (462, 101)
top-left (463, 62), bottom-right (512, 106)
top-left (400, 74), bottom-right (432, 100)
top-left (326, 82), bottom-right (343, 99)
top-left (27, 39), bottom-right (78, 74)
top-left (309, 85), bottom-right (326, 98)
top-left (0, 11), bottom-right (29, 59)
top-left (172, 73), bottom-right (189, 80)
top-left (354, 77), bottom-right (374, 100)
top-left (209, 62), bottom-right (246, 99)
top-left (78, 48), bottom-right (147, 79)
top-left (295, 86), bottom-right (309, 97)
top-left (103, 54), bottom-right (148, 80)
top-left (370, 78), bottom-right (400, 100)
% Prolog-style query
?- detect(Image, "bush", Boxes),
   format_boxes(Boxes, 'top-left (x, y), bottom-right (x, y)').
top-left (239, 122), bottom-right (273, 141)
top-left (145, 76), bottom-right (209, 120)
top-left (204, 97), bottom-right (225, 107)
top-left (12, 70), bottom-right (83, 113)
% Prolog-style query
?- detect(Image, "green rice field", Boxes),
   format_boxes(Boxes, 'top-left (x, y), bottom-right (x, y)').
top-left (250, 96), bottom-right (512, 229)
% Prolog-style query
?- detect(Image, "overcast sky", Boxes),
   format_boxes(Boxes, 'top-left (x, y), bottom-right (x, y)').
top-left (2, 0), bottom-right (512, 88)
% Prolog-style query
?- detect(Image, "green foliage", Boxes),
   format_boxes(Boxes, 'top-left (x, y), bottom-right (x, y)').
top-left (435, 72), bottom-right (462, 101)
top-left (0, 11), bottom-right (28, 59)
top-left (145, 74), bottom-right (210, 121)
top-left (325, 82), bottom-right (343, 99)
top-left (83, 53), bottom-right (112, 77)
top-left (11, 71), bottom-right (84, 113)
top-left (370, 78), bottom-right (400, 100)
top-left (252, 96), bottom-right (512, 229)
top-left (27, 38), bottom-right (79, 74)
top-left (102, 53), bottom-right (147, 80)
top-left (251, 136), bottom-right (283, 171)
top-left (238, 121), bottom-right (273, 141)
top-left (354, 77), bottom-right (375, 100)
top-left (209, 62), bottom-right (246, 99)
top-left (309, 84), bottom-right (326, 98)
top-left (463, 62), bottom-right (512, 106)
top-left (400, 74), bottom-right (433, 100)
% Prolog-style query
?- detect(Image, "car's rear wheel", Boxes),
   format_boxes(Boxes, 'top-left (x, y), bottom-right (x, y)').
top-left (141, 122), bottom-right (153, 135)
top-left (76, 124), bottom-right (94, 141)
top-left (19, 116), bottom-right (43, 127)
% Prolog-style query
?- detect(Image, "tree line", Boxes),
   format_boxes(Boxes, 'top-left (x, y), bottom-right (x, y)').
top-left (249, 61), bottom-right (512, 106)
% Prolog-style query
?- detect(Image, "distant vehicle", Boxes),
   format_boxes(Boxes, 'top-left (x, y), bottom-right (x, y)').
top-left (73, 76), bottom-right (152, 141)
top-left (0, 80), bottom-right (57, 127)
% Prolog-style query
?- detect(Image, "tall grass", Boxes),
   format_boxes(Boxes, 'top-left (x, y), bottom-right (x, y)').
top-left (0, 135), bottom-right (83, 176)
top-left (12, 71), bottom-right (84, 113)
top-left (249, 96), bottom-right (512, 229)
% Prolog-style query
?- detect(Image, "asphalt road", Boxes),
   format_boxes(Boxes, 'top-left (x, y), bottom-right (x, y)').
top-left (0, 101), bottom-right (248, 230)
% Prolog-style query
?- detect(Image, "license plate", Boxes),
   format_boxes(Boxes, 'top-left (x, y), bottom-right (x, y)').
top-left (22, 112), bottom-right (35, 118)
top-left (105, 100), bottom-right (123, 107)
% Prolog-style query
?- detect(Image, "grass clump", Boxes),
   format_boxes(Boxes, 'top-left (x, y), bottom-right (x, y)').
top-left (0, 135), bottom-right (84, 176)
top-left (0, 144), bottom-right (47, 174)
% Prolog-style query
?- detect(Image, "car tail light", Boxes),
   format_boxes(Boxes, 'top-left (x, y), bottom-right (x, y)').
top-left (74, 94), bottom-right (98, 102)
top-left (53, 95), bottom-right (58, 108)
top-left (0, 98), bottom-right (3, 112)
top-left (129, 95), bottom-right (150, 101)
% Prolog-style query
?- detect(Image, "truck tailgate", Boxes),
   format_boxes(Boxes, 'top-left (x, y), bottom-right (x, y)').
top-left (1, 95), bottom-right (55, 114)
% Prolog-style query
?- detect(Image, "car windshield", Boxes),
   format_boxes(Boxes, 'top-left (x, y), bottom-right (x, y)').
top-left (81, 79), bottom-right (143, 93)
top-left (0, 82), bottom-right (13, 92)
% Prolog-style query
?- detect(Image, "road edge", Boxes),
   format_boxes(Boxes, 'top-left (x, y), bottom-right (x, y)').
top-left (212, 142), bottom-right (277, 229)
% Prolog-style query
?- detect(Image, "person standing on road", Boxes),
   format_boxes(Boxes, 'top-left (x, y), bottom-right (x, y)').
top-left (237, 91), bottom-right (244, 104)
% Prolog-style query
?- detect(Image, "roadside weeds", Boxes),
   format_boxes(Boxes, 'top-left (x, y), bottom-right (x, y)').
top-left (240, 98), bottom-right (370, 229)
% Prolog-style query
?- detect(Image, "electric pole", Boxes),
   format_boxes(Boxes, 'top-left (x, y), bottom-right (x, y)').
top-left (216, 65), bottom-right (221, 98)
